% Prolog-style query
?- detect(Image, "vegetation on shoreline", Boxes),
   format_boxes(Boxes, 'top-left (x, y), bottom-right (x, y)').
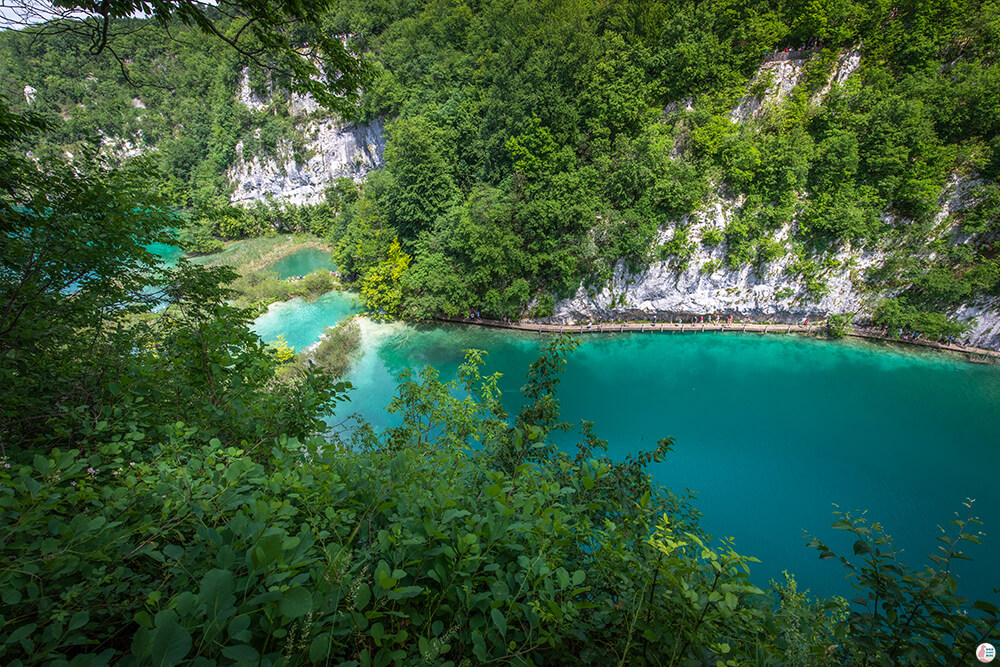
top-left (182, 233), bottom-right (342, 312)
top-left (273, 316), bottom-right (363, 381)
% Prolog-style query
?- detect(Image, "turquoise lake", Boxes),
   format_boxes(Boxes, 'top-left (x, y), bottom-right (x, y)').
top-left (147, 240), bottom-right (185, 267)
top-left (329, 319), bottom-right (1000, 602)
top-left (247, 293), bottom-right (1000, 602)
top-left (252, 290), bottom-right (360, 350)
top-left (266, 247), bottom-right (336, 279)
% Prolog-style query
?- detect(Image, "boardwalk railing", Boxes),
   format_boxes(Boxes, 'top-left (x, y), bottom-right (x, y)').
top-left (435, 317), bottom-right (1000, 361)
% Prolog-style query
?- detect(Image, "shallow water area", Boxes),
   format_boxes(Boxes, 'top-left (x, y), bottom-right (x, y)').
top-left (252, 290), bottom-right (360, 350)
top-left (146, 239), bottom-right (185, 268)
top-left (340, 322), bottom-right (1000, 601)
top-left (266, 247), bottom-right (335, 279)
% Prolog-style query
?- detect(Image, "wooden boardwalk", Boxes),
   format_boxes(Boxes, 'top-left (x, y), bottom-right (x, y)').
top-left (437, 317), bottom-right (1000, 361)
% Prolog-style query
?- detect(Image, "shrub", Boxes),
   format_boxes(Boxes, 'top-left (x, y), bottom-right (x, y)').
top-left (827, 312), bottom-right (854, 338)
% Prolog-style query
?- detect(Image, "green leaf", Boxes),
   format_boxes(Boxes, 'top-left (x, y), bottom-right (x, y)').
top-left (68, 610), bottom-right (89, 631)
top-left (386, 585), bottom-right (422, 601)
top-left (33, 454), bottom-right (51, 476)
top-left (174, 591), bottom-right (200, 617)
top-left (355, 583), bottom-right (371, 611)
top-left (278, 586), bottom-right (312, 619)
top-left (221, 644), bottom-right (260, 662)
top-left (6, 624), bottom-right (36, 646)
top-left (163, 544), bottom-right (184, 560)
top-left (251, 533), bottom-right (283, 571)
top-left (852, 540), bottom-right (871, 555)
top-left (441, 509), bottom-right (470, 523)
top-left (310, 633), bottom-right (332, 662)
top-left (491, 608), bottom-right (507, 637)
top-left (150, 610), bottom-right (192, 667)
top-left (199, 569), bottom-right (236, 621)
top-left (973, 600), bottom-right (1000, 615)
top-left (228, 615), bottom-right (252, 642)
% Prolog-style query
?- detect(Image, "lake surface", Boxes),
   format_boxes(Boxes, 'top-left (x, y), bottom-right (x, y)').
top-left (266, 247), bottom-right (335, 279)
top-left (335, 320), bottom-right (1000, 602)
top-left (252, 290), bottom-right (360, 350)
top-left (147, 239), bottom-right (185, 267)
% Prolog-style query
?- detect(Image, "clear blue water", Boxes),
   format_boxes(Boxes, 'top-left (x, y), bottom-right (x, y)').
top-left (266, 248), bottom-right (336, 279)
top-left (251, 290), bottom-right (361, 351)
top-left (337, 321), bottom-right (1000, 602)
top-left (146, 237), bottom-right (185, 268)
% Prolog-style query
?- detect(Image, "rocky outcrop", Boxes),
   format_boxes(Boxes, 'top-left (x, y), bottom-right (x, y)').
top-left (542, 176), bottom-right (1000, 348)
top-left (227, 117), bottom-right (385, 206)
top-left (228, 68), bottom-right (386, 205)
top-left (951, 301), bottom-right (1000, 349)
top-left (539, 47), bottom-right (1000, 349)
top-left (729, 48), bottom-right (862, 123)
top-left (545, 192), bottom-right (884, 325)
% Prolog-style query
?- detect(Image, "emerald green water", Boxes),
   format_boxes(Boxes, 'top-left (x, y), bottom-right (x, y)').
top-left (251, 290), bottom-right (360, 350)
top-left (266, 248), bottom-right (335, 279)
top-left (339, 321), bottom-right (1000, 601)
top-left (146, 239), bottom-right (185, 267)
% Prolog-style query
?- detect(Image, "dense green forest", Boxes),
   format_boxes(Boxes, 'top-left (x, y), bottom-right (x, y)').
top-left (3, 0), bottom-right (1000, 663)
top-left (4, 0), bottom-right (1000, 336)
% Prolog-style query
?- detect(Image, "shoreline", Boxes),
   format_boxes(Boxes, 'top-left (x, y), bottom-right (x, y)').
top-left (434, 316), bottom-right (1000, 363)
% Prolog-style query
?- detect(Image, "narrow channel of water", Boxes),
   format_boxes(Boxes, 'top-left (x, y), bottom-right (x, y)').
top-left (338, 321), bottom-right (1000, 602)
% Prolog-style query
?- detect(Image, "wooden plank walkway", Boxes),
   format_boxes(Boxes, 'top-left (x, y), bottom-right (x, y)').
top-left (436, 317), bottom-right (1000, 361)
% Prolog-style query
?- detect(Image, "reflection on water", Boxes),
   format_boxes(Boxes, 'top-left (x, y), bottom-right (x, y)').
top-left (266, 247), bottom-right (335, 279)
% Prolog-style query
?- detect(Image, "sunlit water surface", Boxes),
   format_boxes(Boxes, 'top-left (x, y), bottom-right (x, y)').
top-left (266, 247), bottom-right (336, 279)
top-left (247, 295), bottom-right (1000, 601)
top-left (336, 320), bottom-right (1000, 601)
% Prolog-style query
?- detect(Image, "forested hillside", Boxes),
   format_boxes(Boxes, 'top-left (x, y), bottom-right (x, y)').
top-left (4, 0), bottom-right (1000, 342)
top-left (3, 0), bottom-right (1000, 664)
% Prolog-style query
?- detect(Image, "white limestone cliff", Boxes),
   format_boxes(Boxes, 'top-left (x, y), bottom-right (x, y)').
top-left (541, 45), bottom-right (1000, 348)
top-left (227, 117), bottom-right (385, 206)
top-left (227, 69), bottom-right (386, 205)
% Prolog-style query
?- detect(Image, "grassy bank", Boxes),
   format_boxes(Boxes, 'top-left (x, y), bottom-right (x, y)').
top-left (230, 269), bottom-right (338, 313)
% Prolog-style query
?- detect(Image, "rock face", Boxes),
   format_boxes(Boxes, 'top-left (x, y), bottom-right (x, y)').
top-left (544, 194), bottom-right (884, 325)
top-left (730, 48), bottom-right (862, 123)
top-left (227, 68), bottom-right (386, 206)
top-left (952, 301), bottom-right (1000, 349)
top-left (541, 47), bottom-right (1000, 349)
top-left (545, 178), bottom-right (1000, 347)
top-left (227, 117), bottom-right (385, 206)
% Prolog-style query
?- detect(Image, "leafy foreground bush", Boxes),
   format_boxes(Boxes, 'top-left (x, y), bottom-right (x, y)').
top-left (2, 340), bottom-right (997, 666)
